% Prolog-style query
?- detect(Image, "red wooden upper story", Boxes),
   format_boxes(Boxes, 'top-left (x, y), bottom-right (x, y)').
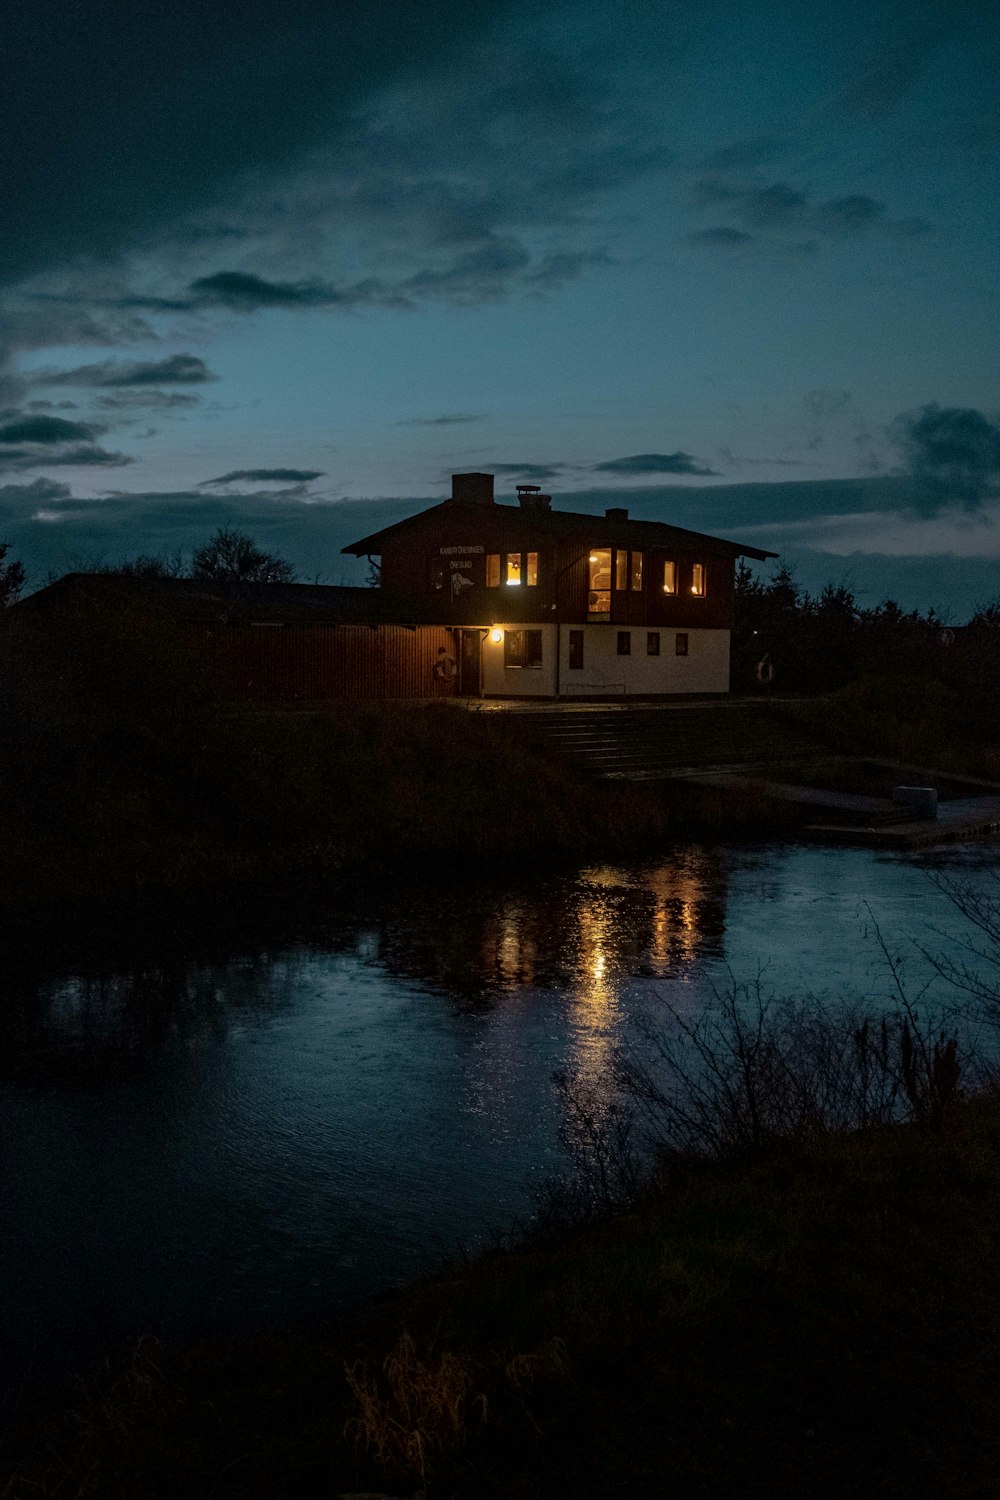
top-left (342, 472), bottom-right (775, 630)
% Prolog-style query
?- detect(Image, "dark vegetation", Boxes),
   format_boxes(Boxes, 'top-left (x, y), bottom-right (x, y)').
top-left (4, 893), bottom-right (1000, 1497)
top-left (735, 560), bottom-right (1000, 776)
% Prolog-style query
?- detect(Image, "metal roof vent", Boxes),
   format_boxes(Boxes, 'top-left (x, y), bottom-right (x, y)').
top-left (517, 485), bottom-right (551, 511)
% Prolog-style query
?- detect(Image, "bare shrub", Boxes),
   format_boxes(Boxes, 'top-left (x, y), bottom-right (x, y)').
top-left (344, 1330), bottom-right (487, 1479)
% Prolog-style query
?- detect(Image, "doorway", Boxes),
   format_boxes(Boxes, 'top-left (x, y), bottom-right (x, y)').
top-left (458, 629), bottom-right (482, 696)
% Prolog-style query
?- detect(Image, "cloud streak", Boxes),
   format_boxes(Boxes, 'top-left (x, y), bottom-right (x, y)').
top-left (593, 452), bottom-right (718, 477)
top-left (35, 354), bottom-right (216, 387)
top-left (200, 468), bottom-right (326, 486)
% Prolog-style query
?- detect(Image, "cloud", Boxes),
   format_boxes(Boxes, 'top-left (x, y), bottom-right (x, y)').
top-left (688, 227), bottom-right (753, 249)
top-left (200, 468), bottom-right (326, 485)
top-left (0, 415), bottom-right (103, 444)
top-left (0, 476), bottom-right (72, 508)
top-left (186, 272), bottom-right (356, 311)
top-left (0, 414), bottom-right (133, 471)
top-left (490, 463), bottom-right (563, 480)
top-left (396, 413), bottom-right (487, 427)
top-left (593, 452), bottom-right (719, 477)
top-left (36, 354), bottom-right (216, 387)
top-left (0, 445), bottom-right (133, 471)
top-left (804, 389), bottom-right (853, 421)
top-left (689, 177), bottom-right (929, 249)
top-left (0, 1), bottom-right (519, 286)
top-left (95, 390), bottom-right (202, 411)
top-left (891, 403), bottom-right (1000, 515)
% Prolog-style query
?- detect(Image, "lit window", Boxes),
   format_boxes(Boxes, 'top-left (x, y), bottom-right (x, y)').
top-left (506, 552), bottom-right (522, 586)
top-left (568, 629), bottom-right (584, 669)
top-left (504, 629), bottom-right (543, 668)
top-left (588, 548), bottom-right (611, 615)
top-left (526, 551), bottom-right (538, 586)
top-left (615, 549), bottom-right (628, 591)
top-left (691, 563), bottom-right (706, 597)
top-left (647, 632), bottom-right (660, 656)
top-left (617, 631), bottom-right (631, 656)
top-left (631, 551), bottom-right (643, 591)
top-left (676, 632), bottom-right (689, 656)
top-left (663, 560), bottom-right (676, 595)
top-left (486, 554), bottom-right (500, 588)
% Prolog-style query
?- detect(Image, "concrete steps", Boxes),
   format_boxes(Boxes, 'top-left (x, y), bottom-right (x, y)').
top-left (508, 702), bottom-right (819, 780)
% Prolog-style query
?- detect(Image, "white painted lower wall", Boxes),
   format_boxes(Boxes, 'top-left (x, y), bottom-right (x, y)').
top-left (480, 623), bottom-right (730, 697)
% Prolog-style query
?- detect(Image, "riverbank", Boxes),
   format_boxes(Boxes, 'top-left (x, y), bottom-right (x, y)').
top-left (4, 1088), bottom-right (999, 1498)
top-left (0, 697), bottom-right (796, 926)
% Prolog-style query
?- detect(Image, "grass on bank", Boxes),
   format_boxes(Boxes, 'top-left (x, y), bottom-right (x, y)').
top-left (4, 982), bottom-right (1000, 1500)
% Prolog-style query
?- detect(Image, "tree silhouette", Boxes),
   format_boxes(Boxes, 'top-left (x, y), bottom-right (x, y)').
top-left (0, 542), bottom-right (25, 608)
top-left (190, 528), bottom-right (296, 584)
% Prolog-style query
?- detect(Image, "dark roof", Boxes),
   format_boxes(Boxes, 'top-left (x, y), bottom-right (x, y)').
top-left (16, 574), bottom-right (431, 625)
top-left (342, 498), bottom-right (777, 561)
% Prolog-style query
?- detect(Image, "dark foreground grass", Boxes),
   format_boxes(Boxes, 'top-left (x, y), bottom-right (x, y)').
top-left (4, 1094), bottom-right (1000, 1499)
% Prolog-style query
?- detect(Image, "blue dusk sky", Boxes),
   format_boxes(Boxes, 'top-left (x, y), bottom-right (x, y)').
top-left (1, 0), bottom-right (998, 615)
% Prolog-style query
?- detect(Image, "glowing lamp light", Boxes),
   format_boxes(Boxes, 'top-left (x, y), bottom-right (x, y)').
top-left (490, 628), bottom-right (503, 643)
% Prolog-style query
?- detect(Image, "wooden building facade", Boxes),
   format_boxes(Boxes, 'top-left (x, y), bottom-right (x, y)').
top-left (342, 471), bottom-right (775, 699)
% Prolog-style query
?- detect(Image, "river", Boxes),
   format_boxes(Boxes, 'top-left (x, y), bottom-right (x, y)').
top-left (2, 841), bottom-right (998, 1390)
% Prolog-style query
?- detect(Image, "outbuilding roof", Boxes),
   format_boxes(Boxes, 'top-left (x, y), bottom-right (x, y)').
top-left (342, 498), bottom-right (777, 561)
top-left (16, 573), bottom-right (431, 625)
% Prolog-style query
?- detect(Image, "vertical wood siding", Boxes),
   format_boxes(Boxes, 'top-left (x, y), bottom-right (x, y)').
top-left (204, 624), bottom-right (456, 701)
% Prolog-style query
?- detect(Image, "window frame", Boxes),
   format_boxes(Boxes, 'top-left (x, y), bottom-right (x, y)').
top-left (675, 632), bottom-right (689, 657)
top-left (505, 552), bottom-right (523, 587)
top-left (691, 562), bottom-right (706, 598)
top-left (588, 547), bottom-right (612, 616)
top-left (526, 551), bottom-right (538, 587)
top-left (486, 553), bottom-right (500, 588)
top-left (646, 631), bottom-right (660, 656)
top-left (631, 550), bottom-right (644, 592)
top-left (504, 628), bottom-right (543, 669)
top-left (663, 560), bottom-right (676, 595)
top-left (568, 629), bottom-right (584, 670)
top-left (617, 630), bottom-right (631, 657)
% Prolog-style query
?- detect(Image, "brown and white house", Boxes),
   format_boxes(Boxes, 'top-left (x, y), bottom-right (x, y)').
top-left (341, 471), bottom-right (775, 699)
top-left (12, 472), bottom-right (774, 704)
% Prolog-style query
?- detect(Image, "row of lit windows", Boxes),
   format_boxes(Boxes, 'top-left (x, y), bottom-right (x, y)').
top-left (487, 552), bottom-right (538, 587)
top-left (432, 550), bottom-right (706, 600)
top-left (501, 629), bottom-right (690, 668)
top-left (588, 551), bottom-right (706, 614)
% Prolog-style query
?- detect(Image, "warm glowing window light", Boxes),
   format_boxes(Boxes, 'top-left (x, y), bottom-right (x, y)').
top-left (614, 549), bottom-right (628, 591)
top-left (506, 552), bottom-right (522, 585)
top-left (691, 563), bottom-right (706, 596)
top-left (526, 551), bottom-right (538, 586)
top-left (631, 550), bottom-right (643, 591)
top-left (588, 548), bottom-right (611, 614)
top-left (486, 553), bottom-right (500, 587)
top-left (663, 560), bottom-right (676, 594)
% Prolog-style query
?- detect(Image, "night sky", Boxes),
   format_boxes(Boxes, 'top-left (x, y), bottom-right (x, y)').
top-left (2, 0), bottom-right (998, 614)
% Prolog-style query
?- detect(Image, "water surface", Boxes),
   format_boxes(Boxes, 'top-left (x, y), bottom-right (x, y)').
top-left (2, 842), bottom-right (997, 1388)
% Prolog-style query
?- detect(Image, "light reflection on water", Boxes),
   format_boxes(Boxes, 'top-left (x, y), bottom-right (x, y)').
top-left (1, 842), bottom-right (998, 1388)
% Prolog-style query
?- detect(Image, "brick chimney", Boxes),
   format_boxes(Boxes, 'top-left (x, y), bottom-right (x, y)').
top-left (605, 506), bottom-right (629, 522)
top-left (451, 472), bottom-right (495, 505)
